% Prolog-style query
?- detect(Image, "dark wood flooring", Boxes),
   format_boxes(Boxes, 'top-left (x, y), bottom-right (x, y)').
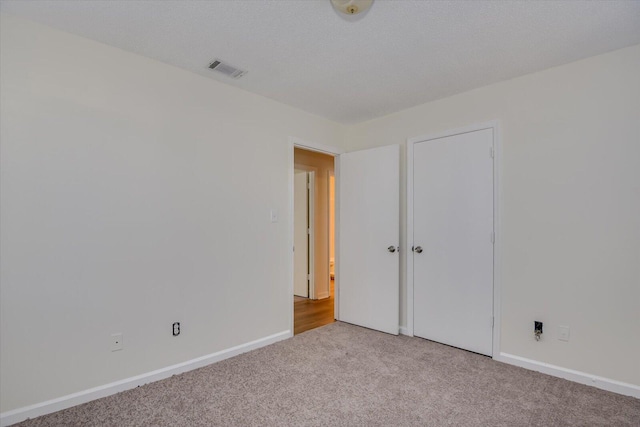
top-left (294, 280), bottom-right (335, 335)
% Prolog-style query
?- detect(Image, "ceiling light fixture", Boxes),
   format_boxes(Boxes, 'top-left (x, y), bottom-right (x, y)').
top-left (331, 0), bottom-right (373, 15)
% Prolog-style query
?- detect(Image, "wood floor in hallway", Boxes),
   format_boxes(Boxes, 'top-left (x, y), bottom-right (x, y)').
top-left (294, 280), bottom-right (335, 335)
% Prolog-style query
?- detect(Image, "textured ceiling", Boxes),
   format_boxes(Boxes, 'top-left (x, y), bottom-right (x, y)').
top-left (2, 0), bottom-right (640, 124)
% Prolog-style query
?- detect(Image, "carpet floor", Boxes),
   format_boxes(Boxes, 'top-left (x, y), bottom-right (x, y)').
top-left (16, 322), bottom-right (640, 426)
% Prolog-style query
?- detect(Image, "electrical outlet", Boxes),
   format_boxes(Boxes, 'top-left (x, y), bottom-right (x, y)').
top-left (534, 321), bottom-right (543, 333)
top-left (111, 333), bottom-right (123, 351)
top-left (534, 321), bottom-right (543, 341)
top-left (173, 322), bottom-right (180, 336)
top-left (558, 326), bottom-right (570, 342)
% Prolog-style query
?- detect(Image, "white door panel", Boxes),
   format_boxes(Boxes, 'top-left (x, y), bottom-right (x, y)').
top-left (339, 145), bottom-right (399, 335)
top-left (294, 171), bottom-right (309, 297)
top-left (413, 129), bottom-right (494, 355)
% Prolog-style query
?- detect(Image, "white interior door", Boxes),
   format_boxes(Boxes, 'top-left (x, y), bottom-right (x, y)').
top-left (307, 171), bottom-right (315, 298)
top-left (294, 171), bottom-right (309, 298)
top-left (338, 145), bottom-right (399, 335)
top-left (413, 128), bottom-right (494, 356)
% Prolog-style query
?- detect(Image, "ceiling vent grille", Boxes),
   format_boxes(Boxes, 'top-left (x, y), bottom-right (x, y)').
top-left (208, 59), bottom-right (247, 79)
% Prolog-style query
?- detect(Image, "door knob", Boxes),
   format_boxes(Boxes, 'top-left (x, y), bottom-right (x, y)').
top-left (387, 246), bottom-right (396, 253)
top-left (414, 246), bottom-right (423, 253)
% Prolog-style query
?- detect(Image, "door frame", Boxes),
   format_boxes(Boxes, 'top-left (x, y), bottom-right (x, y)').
top-left (406, 121), bottom-right (502, 358)
top-left (288, 137), bottom-right (344, 337)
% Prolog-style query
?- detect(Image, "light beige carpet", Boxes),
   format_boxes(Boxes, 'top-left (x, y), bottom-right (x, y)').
top-left (16, 322), bottom-right (640, 426)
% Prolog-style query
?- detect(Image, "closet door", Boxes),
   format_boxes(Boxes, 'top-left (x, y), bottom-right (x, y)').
top-left (413, 129), bottom-right (494, 355)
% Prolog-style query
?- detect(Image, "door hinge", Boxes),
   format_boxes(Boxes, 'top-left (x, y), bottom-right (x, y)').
top-left (491, 231), bottom-right (495, 244)
top-left (490, 146), bottom-right (495, 158)
top-left (491, 316), bottom-right (495, 328)
top-left (307, 228), bottom-right (311, 235)
top-left (307, 182), bottom-right (311, 189)
top-left (307, 274), bottom-right (311, 281)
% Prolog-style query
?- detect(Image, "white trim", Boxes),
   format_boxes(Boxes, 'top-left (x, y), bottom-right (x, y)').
top-left (0, 331), bottom-right (290, 427)
top-left (496, 353), bottom-right (640, 399)
top-left (492, 122), bottom-right (503, 359)
top-left (334, 156), bottom-right (341, 321)
top-left (316, 290), bottom-right (330, 300)
top-left (406, 120), bottom-right (502, 356)
top-left (399, 326), bottom-right (411, 336)
top-left (288, 140), bottom-right (296, 333)
top-left (289, 136), bottom-right (345, 156)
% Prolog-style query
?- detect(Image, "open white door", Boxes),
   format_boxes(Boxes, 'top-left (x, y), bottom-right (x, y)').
top-left (338, 145), bottom-right (399, 335)
top-left (293, 171), bottom-right (309, 297)
top-left (293, 171), bottom-right (315, 298)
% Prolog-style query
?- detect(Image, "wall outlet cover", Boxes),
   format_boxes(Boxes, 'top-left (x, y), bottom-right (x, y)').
top-left (558, 326), bottom-right (570, 342)
top-left (111, 333), bottom-right (123, 351)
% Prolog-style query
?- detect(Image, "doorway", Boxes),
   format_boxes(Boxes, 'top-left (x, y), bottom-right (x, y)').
top-left (293, 146), bottom-right (335, 334)
top-left (289, 139), bottom-right (401, 337)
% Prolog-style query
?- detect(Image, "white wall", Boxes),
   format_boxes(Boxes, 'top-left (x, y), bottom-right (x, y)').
top-left (346, 44), bottom-right (640, 386)
top-left (0, 14), bottom-right (346, 413)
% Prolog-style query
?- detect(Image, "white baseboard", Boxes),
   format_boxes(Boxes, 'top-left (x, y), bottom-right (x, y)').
top-left (315, 291), bottom-right (330, 300)
top-left (399, 326), bottom-right (412, 336)
top-left (496, 352), bottom-right (640, 399)
top-left (0, 330), bottom-right (291, 427)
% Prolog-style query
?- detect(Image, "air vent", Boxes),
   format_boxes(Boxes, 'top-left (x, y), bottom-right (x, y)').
top-left (208, 59), bottom-right (247, 79)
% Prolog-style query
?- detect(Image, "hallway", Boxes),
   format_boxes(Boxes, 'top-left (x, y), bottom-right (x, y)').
top-left (293, 280), bottom-right (334, 335)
